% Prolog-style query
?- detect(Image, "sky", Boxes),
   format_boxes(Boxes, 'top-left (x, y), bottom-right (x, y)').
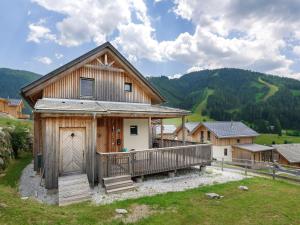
top-left (1, 0), bottom-right (300, 79)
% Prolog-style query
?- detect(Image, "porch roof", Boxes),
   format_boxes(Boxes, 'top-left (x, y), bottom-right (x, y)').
top-left (234, 144), bottom-right (274, 152)
top-left (34, 98), bottom-right (190, 117)
top-left (273, 144), bottom-right (300, 163)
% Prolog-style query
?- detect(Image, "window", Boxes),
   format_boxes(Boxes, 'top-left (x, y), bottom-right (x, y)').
top-left (124, 82), bottom-right (132, 92)
top-left (130, 125), bottom-right (138, 135)
top-left (237, 139), bottom-right (240, 143)
top-left (200, 131), bottom-right (204, 143)
top-left (80, 78), bottom-right (95, 98)
top-left (207, 131), bottom-right (211, 141)
top-left (224, 148), bottom-right (228, 156)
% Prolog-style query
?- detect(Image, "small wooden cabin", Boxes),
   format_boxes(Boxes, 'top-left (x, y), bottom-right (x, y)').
top-left (21, 42), bottom-right (211, 190)
top-left (273, 144), bottom-right (300, 167)
top-left (0, 98), bottom-right (29, 119)
top-left (176, 121), bottom-right (259, 161)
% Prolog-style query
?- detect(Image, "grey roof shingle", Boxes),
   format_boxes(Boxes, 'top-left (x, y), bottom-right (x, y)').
top-left (156, 125), bottom-right (177, 134)
top-left (34, 98), bottom-right (189, 116)
top-left (273, 144), bottom-right (300, 163)
top-left (202, 121), bottom-right (259, 138)
top-left (8, 99), bottom-right (22, 106)
top-left (234, 144), bottom-right (274, 152)
top-left (184, 122), bottom-right (201, 133)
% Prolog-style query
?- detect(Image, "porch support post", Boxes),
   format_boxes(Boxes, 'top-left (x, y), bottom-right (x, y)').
top-left (182, 116), bottom-right (186, 145)
top-left (91, 113), bottom-right (97, 187)
top-left (160, 119), bottom-right (164, 148)
top-left (148, 117), bottom-right (152, 148)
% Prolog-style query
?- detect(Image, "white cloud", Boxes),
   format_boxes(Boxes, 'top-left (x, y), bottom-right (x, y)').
top-left (168, 73), bottom-right (182, 79)
top-left (35, 56), bottom-right (52, 65)
top-left (55, 53), bottom-right (63, 59)
top-left (29, 0), bottom-right (300, 78)
top-left (293, 46), bottom-right (300, 56)
top-left (27, 20), bottom-right (56, 43)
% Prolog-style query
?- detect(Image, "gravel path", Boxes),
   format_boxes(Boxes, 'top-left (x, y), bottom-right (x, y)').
top-left (92, 167), bottom-right (247, 205)
top-left (19, 163), bottom-right (247, 205)
top-left (19, 162), bottom-right (58, 205)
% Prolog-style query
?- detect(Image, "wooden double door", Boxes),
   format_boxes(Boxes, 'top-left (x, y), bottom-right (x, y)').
top-left (97, 118), bottom-right (123, 152)
top-left (59, 128), bottom-right (86, 175)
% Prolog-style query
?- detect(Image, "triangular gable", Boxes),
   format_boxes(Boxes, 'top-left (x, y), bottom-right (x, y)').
top-left (21, 42), bottom-right (165, 106)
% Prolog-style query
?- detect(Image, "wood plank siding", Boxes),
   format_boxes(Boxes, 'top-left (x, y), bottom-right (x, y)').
top-left (42, 116), bottom-right (95, 189)
top-left (43, 57), bottom-right (151, 104)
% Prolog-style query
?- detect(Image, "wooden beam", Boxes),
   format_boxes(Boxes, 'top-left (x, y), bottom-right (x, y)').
top-left (104, 54), bottom-right (108, 65)
top-left (84, 64), bottom-right (124, 73)
top-left (91, 114), bottom-right (97, 187)
top-left (96, 58), bottom-right (104, 65)
top-left (182, 116), bottom-right (186, 145)
top-left (108, 61), bottom-right (115, 66)
top-left (160, 119), bottom-right (163, 148)
top-left (148, 117), bottom-right (152, 148)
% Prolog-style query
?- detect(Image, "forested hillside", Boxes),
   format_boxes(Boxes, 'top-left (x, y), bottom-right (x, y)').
top-left (149, 68), bottom-right (300, 132)
top-left (0, 68), bottom-right (41, 114)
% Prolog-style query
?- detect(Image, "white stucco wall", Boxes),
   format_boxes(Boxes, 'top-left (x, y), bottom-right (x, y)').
top-left (123, 119), bottom-right (149, 151)
top-left (212, 145), bottom-right (232, 161)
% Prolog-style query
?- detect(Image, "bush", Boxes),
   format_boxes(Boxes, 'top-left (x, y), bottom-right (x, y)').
top-left (10, 125), bottom-right (32, 158)
top-left (0, 127), bottom-right (12, 170)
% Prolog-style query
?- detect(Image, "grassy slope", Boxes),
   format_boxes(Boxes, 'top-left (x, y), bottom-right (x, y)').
top-left (258, 77), bottom-right (279, 101)
top-left (0, 117), bottom-right (32, 128)
top-left (255, 133), bottom-right (300, 145)
top-left (1, 154), bottom-right (300, 224)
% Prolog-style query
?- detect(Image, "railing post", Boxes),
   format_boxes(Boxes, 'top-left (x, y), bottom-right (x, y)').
top-left (182, 116), bottom-right (186, 145)
top-left (129, 152), bottom-right (133, 175)
top-left (245, 160), bottom-right (248, 176)
top-left (221, 158), bottom-right (224, 171)
top-left (107, 155), bottom-right (111, 177)
top-left (272, 163), bottom-right (276, 180)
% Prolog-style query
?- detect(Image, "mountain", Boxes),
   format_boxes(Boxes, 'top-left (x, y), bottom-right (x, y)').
top-left (149, 68), bottom-right (300, 133)
top-left (0, 68), bottom-right (41, 114)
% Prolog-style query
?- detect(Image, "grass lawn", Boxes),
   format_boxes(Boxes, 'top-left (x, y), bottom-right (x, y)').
top-left (255, 133), bottom-right (300, 145)
top-left (0, 154), bottom-right (300, 224)
top-left (0, 117), bottom-right (32, 128)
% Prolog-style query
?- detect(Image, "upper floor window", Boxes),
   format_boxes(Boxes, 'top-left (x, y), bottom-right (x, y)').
top-left (124, 82), bottom-right (132, 92)
top-left (80, 78), bottom-right (95, 98)
top-left (237, 139), bottom-right (240, 143)
top-left (207, 131), bottom-right (211, 141)
top-left (130, 125), bottom-right (138, 135)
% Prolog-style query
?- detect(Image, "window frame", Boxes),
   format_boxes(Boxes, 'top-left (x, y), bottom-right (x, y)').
top-left (80, 77), bottom-right (95, 98)
top-left (124, 82), bottom-right (132, 92)
top-left (130, 125), bottom-right (138, 136)
top-left (207, 131), bottom-right (211, 141)
top-left (224, 148), bottom-right (228, 156)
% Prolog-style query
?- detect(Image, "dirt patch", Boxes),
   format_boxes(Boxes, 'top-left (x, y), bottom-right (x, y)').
top-left (115, 204), bottom-right (155, 224)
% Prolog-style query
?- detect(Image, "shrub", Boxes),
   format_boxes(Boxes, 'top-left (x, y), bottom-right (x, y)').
top-left (10, 125), bottom-right (32, 158)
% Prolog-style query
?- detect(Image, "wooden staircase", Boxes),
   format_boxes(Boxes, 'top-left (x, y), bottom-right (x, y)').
top-left (103, 175), bottom-right (135, 194)
top-left (58, 174), bottom-right (91, 206)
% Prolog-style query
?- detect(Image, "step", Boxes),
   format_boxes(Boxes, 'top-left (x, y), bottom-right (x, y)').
top-left (59, 194), bottom-right (91, 206)
top-left (106, 185), bottom-right (136, 194)
top-left (59, 188), bottom-right (91, 198)
top-left (103, 175), bottom-right (132, 185)
top-left (58, 173), bottom-right (91, 206)
top-left (105, 180), bottom-right (134, 190)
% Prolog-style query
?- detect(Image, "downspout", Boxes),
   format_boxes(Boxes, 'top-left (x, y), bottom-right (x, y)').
top-left (92, 112), bottom-right (96, 187)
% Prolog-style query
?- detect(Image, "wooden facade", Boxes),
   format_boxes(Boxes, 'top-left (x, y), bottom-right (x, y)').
top-left (232, 146), bottom-right (273, 162)
top-left (0, 98), bottom-right (29, 119)
top-left (177, 124), bottom-right (254, 146)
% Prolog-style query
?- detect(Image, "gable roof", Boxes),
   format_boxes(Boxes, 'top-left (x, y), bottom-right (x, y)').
top-left (21, 42), bottom-right (165, 106)
top-left (273, 144), bottom-right (300, 163)
top-left (175, 122), bottom-right (200, 134)
top-left (234, 144), bottom-right (274, 152)
top-left (201, 121), bottom-right (259, 138)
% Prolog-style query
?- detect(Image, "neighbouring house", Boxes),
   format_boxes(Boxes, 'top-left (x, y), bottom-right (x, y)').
top-left (176, 121), bottom-right (261, 161)
top-left (0, 97), bottom-right (29, 119)
top-left (21, 42), bottom-right (211, 197)
top-left (232, 144), bottom-right (274, 163)
top-left (273, 144), bottom-right (300, 167)
top-left (155, 124), bottom-right (177, 140)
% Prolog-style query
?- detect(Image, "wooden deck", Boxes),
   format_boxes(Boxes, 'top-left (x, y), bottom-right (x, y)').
top-left (97, 143), bottom-right (212, 183)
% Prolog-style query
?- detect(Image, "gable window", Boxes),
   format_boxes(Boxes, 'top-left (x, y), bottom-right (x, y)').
top-left (80, 78), bottom-right (95, 98)
top-left (124, 82), bottom-right (132, 92)
top-left (207, 131), bottom-right (211, 141)
top-left (224, 148), bottom-right (228, 156)
top-left (130, 125), bottom-right (138, 135)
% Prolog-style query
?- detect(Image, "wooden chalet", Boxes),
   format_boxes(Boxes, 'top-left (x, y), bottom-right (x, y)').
top-left (273, 144), bottom-right (300, 167)
top-left (0, 98), bottom-right (29, 119)
top-left (21, 42), bottom-right (211, 195)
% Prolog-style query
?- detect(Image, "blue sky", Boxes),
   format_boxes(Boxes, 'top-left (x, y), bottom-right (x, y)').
top-left (1, 0), bottom-right (300, 79)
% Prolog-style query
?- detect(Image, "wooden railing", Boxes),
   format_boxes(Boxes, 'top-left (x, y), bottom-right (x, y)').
top-left (97, 144), bottom-right (212, 182)
top-left (153, 138), bottom-right (199, 148)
